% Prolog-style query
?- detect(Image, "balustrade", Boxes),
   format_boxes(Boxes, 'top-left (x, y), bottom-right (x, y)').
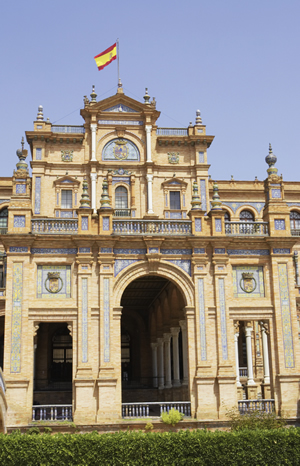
top-left (122, 401), bottom-right (191, 418)
top-left (225, 221), bottom-right (269, 236)
top-left (239, 367), bottom-right (248, 378)
top-left (113, 219), bottom-right (191, 235)
top-left (238, 399), bottom-right (274, 414)
top-left (32, 405), bottom-right (72, 421)
top-left (51, 125), bottom-right (85, 134)
top-left (291, 229), bottom-right (300, 236)
top-left (114, 209), bottom-right (131, 217)
top-left (31, 218), bottom-right (78, 234)
top-left (156, 128), bottom-right (188, 136)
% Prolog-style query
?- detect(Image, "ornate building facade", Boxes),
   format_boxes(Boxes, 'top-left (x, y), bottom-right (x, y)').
top-left (0, 84), bottom-right (299, 428)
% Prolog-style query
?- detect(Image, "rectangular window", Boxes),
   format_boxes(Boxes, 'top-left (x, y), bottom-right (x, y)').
top-left (61, 190), bottom-right (72, 209)
top-left (170, 191), bottom-right (181, 210)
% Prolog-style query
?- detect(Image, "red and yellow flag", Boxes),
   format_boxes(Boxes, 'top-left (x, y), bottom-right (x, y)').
top-left (94, 43), bottom-right (117, 70)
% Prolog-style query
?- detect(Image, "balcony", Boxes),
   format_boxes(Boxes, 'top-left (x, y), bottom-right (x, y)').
top-left (225, 221), bottom-right (269, 236)
top-left (291, 229), bottom-right (300, 236)
top-left (51, 125), bottom-right (85, 134)
top-left (113, 219), bottom-right (192, 235)
top-left (122, 401), bottom-right (191, 418)
top-left (156, 128), bottom-right (188, 136)
top-left (0, 228), bottom-right (7, 235)
top-left (238, 399), bottom-right (275, 414)
top-left (32, 405), bottom-right (72, 421)
top-left (31, 218), bottom-right (78, 234)
top-left (114, 209), bottom-right (132, 217)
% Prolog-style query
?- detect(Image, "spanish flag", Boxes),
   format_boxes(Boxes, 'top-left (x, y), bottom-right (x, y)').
top-left (94, 43), bottom-right (117, 70)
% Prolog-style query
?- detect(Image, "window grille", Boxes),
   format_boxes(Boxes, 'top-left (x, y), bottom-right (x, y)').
top-left (115, 186), bottom-right (128, 209)
top-left (170, 191), bottom-right (181, 210)
top-left (61, 190), bottom-right (72, 209)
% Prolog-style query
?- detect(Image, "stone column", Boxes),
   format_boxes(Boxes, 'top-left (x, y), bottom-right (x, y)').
top-left (145, 125), bottom-right (152, 162)
top-left (234, 332), bottom-right (242, 387)
top-left (179, 320), bottom-right (189, 385)
top-left (170, 327), bottom-right (181, 387)
top-left (90, 173), bottom-right (97, 214)
top-left (157, 338), bottom-right (164, 389)
top-left (146, 174), bottom-right (154, 214)
top-left (90, 123), bottom-right (97, 161)
top-left (163, 333), bottom-right (172, 389)
top-left (151, 342), bottom-right (158, 388)
top-left (261, 323), bottom-right (270, 384)
top-left (245, 325), bottom-right (255, 386)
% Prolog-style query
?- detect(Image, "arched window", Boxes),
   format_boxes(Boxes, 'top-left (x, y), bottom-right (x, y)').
top-left (0, 208), bottom-right (8, 230)
top-left (290, 211), bottom-right (300, 231)
top-left (115, 186), bottom-right (129, 216)
top-left (239, 210), bottom-right (254, 222)
top-left (224, 211), bottom-right (230, 221)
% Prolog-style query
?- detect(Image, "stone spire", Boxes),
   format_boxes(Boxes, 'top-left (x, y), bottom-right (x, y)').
top-left (79, 179), bottom-right (91, 208)
top-left (265, 143), bottom-right (278, 177)
top-left (191, 181), bottom-right (202, 210)
top-left (15, 137), bottom-right (28, 174)
top-left (90, 85), bottom-right (97, 102)
top-left (195, 109), bottom-right (202, 125)
top-left (211, 182), bottom-right (222, 210)
top-left (99, 178), bottom-right (111, 209)
top-left (36, 105), bottom-right (44, 121)
top-left (144, 88), bottom-right (150, 105)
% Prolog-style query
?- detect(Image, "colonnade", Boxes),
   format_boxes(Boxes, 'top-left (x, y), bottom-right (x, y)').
top-left (234, 321), bottom-right (270, 388)
top-left (151, 320), bottom-right (188, 389)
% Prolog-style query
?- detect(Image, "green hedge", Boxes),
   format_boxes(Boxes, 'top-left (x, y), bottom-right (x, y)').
top-left (0, 429), bottom-right (300, 465)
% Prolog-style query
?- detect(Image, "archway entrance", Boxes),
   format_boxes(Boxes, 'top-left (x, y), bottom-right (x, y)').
top-left (121, 275), bottom-right (189, 414)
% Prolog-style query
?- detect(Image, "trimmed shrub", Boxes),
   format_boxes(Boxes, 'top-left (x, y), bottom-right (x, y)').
top-left (161, 408), bottom-right (184, 426)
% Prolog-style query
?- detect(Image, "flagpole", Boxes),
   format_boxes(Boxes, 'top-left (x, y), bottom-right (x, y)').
top-left (117, 38), bottom-right (120, 86)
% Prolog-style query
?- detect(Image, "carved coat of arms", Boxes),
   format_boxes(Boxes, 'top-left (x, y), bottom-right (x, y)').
top-left (168, 152), bottom-right (179, 164)
top-left (113, 140), bottom-right (128, 160)
top-left (240, 272), bottom-right (256, 293)
top-left (45, 272), bottom-right (63, 293)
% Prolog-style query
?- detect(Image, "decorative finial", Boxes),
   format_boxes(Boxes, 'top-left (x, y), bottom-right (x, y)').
top-left (118, 78), bottom-right (123, 88)
top-left (16, 142), bottom-right (28, 173)
top-left (46, 118), bottom-right (50, 123)
top-left (21, 137), bottom-right (24, 150)
top-left (37, 105), bottom-right (44, 121)
top-left (195, 109), bottom-right (202, 125)
top-left (84, 95), bottom-right (89, 107)
top-left (211, 182), bottom-right (222, 210)
top-left (90, 85), bottom-right (97, 102)
top-left (265, 143), bottom-right (278, 176)
top-left (151, 97), bottom-right (156, 108)
top-left (189, 121), bottom-right (193, 127)
top-left (144, 88), bottom-right (150, 104)
top-left (80, 179), bottom-right (91, 208)
top-left (191, 181), bottom-right (202, 210)
top-left (231, 175), bottom-right (234, 181)
top-left (100, 178), bottom-right (111, 209)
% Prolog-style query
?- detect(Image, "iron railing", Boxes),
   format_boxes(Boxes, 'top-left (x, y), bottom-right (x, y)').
top-left (238, 399), bottom-right (275, 414)
top-left (0, 228), bottom-right (7, 235)
top-left (32, 405), bottom-right (72, 421)
top-left (225, 221), bottom-right (269, 236)
top-left (51, 126), bottom-right (85, 134)
top-left (122, 401), bottom-right (191, 418)
top-left (291, 229), bottom-right (300, 236)
top-left (31, 218), bottom-right (78, 234)
top-left (113, 219), bottom-right (192, 235)
top-left (156, 128), bottom-right (188, 136)
top-left (114, 209), bottom-right (131, 217)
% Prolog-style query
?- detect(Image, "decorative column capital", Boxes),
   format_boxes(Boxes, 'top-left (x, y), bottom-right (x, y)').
top-left (145, 125), bottom-right (152, 133)
top-left (245, 326), bottom-right (253, 337)
top-left (90, 123), bottom-right (97, 131)
top-left (163, 333), bottom-right (171, 343)
top-left (146, 174), bottom-right (153, 183)
top-left (90, 173), bottom-right (97, 181)
top-left (179, 320), bottom-right (187, 331)
top-left (170, 327), bottom-right (180, 337)
top-left (151, 342), bottom-right (158, 350)
top-left (157, 337), bottom-right (164, 345)
top-left (234, 332), bottom-right (239, 342)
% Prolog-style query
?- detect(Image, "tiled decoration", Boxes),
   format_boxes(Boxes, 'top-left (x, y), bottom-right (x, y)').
top-left (103, 104), bottom-right (138, 113)
top-left (278, 263), bottom-right (295, 368)
top-left (149, 248), bottom-right (159, 253)
top-left (61, 211), bottom-right (73, 218)
top-left (170, 212), bottom-right (182, 219)
top-left (102, 138), bottom-right (140, 161)
top-left (101, 248), bottom-right (113, 253)
top-left (34, 177), bottom-right (41, 214)
top-left (9, 247), bottom-right (28, 253)
top-left (112, 176), bottom-right (131, 186)
top-left (215, 218), bottom-right (222, 232)
top-left (79, 247), bottom-right (91, 253)
top-left (161, 249), bottom-right (192, 255)
top-left (36, 148), bottom-right (42, 160)
top-left (167, 260), bottom-right (191, 276)
top-left (273, 249), bottom-right (290, 254)
top-left (16, 184), bottom-right (26, 194)
top-left (227, 249), bottom-right (269, 256)
top-left (271, 189), bottom-right (281, 199)
top-left (194, 248), bottom-right (205, 254)
top-left (114, 259), bottom-right (140, 276)
top-left (275, 219), bottom-right (286, 230)
top-left (215, 248), bottom-right (225, 254)
top-left (99, 119), bottom-right (143, 126)
top-left (103, 278), bottom-right (110, 363)
top-left (114, 248), bottom-right (147, 255)
top-left (32, 248), bottom-right (77, 255)
top-left (222, 201), bottom-right (264, 214)
top-left (103, 217), bottom-right (110, 231)
top-left (82, 278), bottom-right (88, 363)
top-left (232, 266), bottom-right (265, 298)
top-left (195, 218), bottom-right (202, 232)
top-left (11, 262), bottom-right (23, 373)
top-left (218, 278), bottom-right (228, 360)
top-left (200, 179), bottom-right (207, 211)
top-left (81, 216), bottom-right (88, 231)
top-left (37, 265), bottom-right (71, 299)
top-left (14, 215), bottom-right (25, 228)
top-left (198, 278), bottom-right (207, 360)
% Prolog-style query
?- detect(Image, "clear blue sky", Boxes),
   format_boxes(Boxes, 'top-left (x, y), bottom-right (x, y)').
top-left (1, 0), bottom-right (299, 181)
